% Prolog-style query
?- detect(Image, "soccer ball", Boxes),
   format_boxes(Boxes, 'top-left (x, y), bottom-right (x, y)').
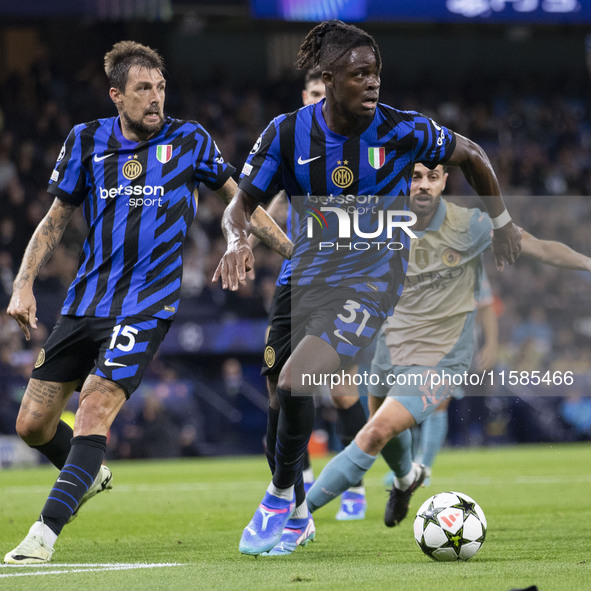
top-left (413, 491), bottom-right (487, 561)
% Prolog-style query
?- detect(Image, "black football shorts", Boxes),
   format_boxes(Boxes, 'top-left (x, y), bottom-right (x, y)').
top-left (262, 283), bottom-right (292, 376)
top-left (262, 281), bottom-right (389, 376)
top-left (32, 314), bottom-right (170, 397)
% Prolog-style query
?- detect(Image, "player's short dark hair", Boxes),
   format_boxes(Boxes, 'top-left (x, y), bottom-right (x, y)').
top-left (104, 41), bottom-right (165, 91)
top-left (296, 20), bottom-right (381, 74)
top-left (304, 68), bottom-right (323, 86)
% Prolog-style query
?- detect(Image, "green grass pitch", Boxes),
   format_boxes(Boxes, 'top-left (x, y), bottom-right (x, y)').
top-left (1, 443), bottom-right (589, 590)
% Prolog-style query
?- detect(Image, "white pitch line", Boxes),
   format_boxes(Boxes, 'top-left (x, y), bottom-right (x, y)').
top-left (0, 563), bottom-right (184, 578)
top-left (0, 563), bottom-right (185, 568)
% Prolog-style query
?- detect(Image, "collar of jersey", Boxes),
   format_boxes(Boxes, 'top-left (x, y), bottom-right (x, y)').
top-left (113, 116), bottom-right (167, 148)
top-left (414, 198), bottom-right (447, 239)
top-left (314, 99), bottom-right (377, 140)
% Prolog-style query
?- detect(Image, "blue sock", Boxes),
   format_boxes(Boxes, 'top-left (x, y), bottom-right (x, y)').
top-left (306, 441), bottom-right (376, 513)
top-left (380, 429), bottom-right (413, 478)
top-left (420, 409), bottom-right (448, 468)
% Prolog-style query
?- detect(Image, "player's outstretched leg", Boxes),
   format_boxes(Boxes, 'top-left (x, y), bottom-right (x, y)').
top-left (307, 441), bottom-right (377, 514)
top-left (384, 462), bottom-right (428, 527)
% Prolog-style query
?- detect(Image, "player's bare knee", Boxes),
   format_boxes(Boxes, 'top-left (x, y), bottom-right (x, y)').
top-left (15, 419), bottom-right (40, 445)
top-left (330, 393), bottom-right (358, 409)
top-left (15, 415), bottom-right (54, 446)
top-left (362, 420), bottom-right (397, 449)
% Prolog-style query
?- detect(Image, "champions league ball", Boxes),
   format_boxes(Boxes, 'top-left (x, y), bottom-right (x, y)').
top-left (413, 491), bottom-right (487, 561)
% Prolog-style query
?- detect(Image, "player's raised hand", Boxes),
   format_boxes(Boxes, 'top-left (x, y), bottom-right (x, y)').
top-left (213, 241), bottom-right (255, 291)
top-left (492, 222), bottom-right (522, 270)
top-left (7, 286), bottom-right (38, 341)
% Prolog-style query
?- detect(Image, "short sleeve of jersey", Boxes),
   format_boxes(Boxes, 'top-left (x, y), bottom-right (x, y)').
top-left (192, 123), bottom-right (236, 190)
top-left (411, 113), bottom-right (456, 169)
top-left (238, 116), bottom-right (285, 204)
top-left (47, 125), bottom-right (88, 206)
top-left (469, 209), bottom-right (494, 258)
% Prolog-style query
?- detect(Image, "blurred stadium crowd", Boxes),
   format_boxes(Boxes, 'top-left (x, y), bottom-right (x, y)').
top-left (1, 43), bottom-right (591, 463)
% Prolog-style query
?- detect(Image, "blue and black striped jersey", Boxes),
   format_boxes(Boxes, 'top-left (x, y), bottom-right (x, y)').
top-left (49, 116), bottom-right (235, 319)
top-left (240, 100), bottom-right (455, 306)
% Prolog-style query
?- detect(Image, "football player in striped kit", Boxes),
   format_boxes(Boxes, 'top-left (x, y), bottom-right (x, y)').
top-left (4, 40), bottom-right (290, 564)
top-left (214, 20), bottom-right (521, 556)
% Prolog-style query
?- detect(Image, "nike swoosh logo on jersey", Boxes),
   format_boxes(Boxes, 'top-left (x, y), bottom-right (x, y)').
top-left (94, 153), bottom-right (114, 162)
top-left (104, 358), bottom-right (127, 367)
top-left (56, 479), bottom-right (76, 486)
top-left (333, 329), bottom-right (353, 346)
top-left (297, 155), bottom-right (321, 165)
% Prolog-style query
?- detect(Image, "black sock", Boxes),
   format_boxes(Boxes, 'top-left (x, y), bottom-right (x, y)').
top-left (265, 406), bottom-right (280, 476)
top-left (40, 435), bottom-right (107, 536)
top-left (273, 387), bottom-right (315, 490)
top-left (337, 400), bottom-right (367, 487)
top-left (337, 400), bottom-right (367, 447)
top-left (302, 449), bottom-right (311, 471)
top-left (294, 473), bottom-right (306, 508)
top-left (31, 421), bottom-right (73, 469)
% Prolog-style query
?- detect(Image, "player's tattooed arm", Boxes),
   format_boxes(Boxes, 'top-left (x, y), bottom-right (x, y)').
top-left (215, 177), bottom-right (239, 206)
top-left (13, 197), bottom-right (76, 290)
top-left (216, 179), bottom-right (292, 260)
top-left (250, 206), bottom-right (293, 260)
top-left (247, 191), bottom-right (289, 252)
top-left (8, 197), bottom-right (76, 340)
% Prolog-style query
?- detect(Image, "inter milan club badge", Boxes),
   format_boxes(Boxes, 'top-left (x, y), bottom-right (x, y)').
top-left (122, 155), bottom-right (142, 180)
top-left (264, 346), bottom-right (275, 368)
top-left (331, 161), bottom-right (354, 188)
top-left (35, 348), bottom-right (45, 369)
top-left (156, 144), bottom-right (172, 164)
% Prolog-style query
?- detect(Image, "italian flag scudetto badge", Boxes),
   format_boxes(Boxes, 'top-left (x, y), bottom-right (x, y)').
top-left (368, 147), bottom-right (385, 169)
top-left (156, 145), bottom-right (172, 164)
